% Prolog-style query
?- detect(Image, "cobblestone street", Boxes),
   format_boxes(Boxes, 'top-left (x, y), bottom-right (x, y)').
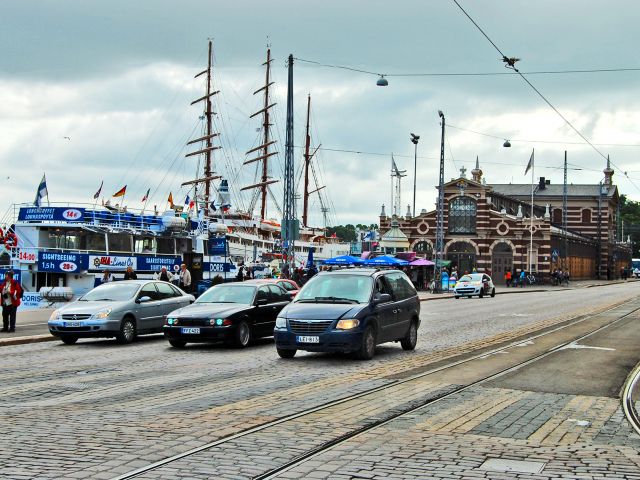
top-left (1, 282), bottom-right (639, 479)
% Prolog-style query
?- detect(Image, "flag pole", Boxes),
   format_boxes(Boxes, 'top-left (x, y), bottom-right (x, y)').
top-left (529, 149), bottom-right (534, 274)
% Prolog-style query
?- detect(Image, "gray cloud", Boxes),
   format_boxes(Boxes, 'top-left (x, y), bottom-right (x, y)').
top-left (2, 0), bottom-right (640, 228)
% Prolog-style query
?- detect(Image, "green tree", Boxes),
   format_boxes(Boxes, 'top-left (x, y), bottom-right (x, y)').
top-left (620, 195), bottom-right (640, 256)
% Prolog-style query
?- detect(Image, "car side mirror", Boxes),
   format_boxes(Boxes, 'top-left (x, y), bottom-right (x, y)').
top-left (136, 296), bottom-right (152, 304)
top-left (287, 292), bottom-right (295, 301)
top-left (374, 293), bottom-right (392, 304)
top-left (256, 298), bottom-right (268, 306)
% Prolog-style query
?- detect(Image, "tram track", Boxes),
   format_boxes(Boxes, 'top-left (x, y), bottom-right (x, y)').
top-left (111, 298), bottom-right (640, 480)
top-left (622, 360), bottom-right (640, 436)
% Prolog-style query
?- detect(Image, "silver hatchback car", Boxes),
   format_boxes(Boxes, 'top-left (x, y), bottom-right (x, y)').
top-left (48, 280), bottom-right (195, 344)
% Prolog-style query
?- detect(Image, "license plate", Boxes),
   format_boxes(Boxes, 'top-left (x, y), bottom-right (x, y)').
top-left (181, 327), bottom-right (200, 334)
top-left (296, 335), bottom-right (319, 343)
top-left (64, 321), bottom-right (83, 327)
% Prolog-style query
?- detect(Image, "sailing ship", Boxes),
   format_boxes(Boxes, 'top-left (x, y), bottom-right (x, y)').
top-left (2, 42), bottom-right (350, 301)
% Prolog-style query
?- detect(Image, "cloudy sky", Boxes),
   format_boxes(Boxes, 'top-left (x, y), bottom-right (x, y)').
top-left (2, 0), bottom-right (640, 227)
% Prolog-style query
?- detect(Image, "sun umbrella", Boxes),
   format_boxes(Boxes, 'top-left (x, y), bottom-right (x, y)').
top-left (322, 255), bottom-right (364, 266)
top-left (409, 258), bottom-right (435, 266)
top-left (364, 255), bottom-right (409, 266)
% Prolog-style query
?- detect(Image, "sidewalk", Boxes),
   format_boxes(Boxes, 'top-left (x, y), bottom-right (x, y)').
top-left (418, 278), bottom-right (638, 301)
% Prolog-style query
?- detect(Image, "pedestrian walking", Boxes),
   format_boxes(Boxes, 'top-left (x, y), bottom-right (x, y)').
top-left (123, 266), bottom-right (137, 280)
top-left (179, 263), bottom-right (192, 292)
top-left (1, 271), bottom-right (22, 333)
top-left (519, 269), bottom-right (526, 288)
top-left (505, 270), bottom-right (512, 287)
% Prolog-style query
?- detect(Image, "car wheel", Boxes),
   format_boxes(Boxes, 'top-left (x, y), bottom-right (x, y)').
top-left (233, 320), bottom-right (251, 348)
top-left (277, 348), bottom-right (296, 358)
top-left (400, 320), bottom-right (418, 351)
top-left (116, 317), bottom-right (136, 344)
top-left (491, 288), bottom-right (496, 298)
top-left (60, 336), bottom-right (78, 345)
top-left (169, 339), bottom-right (187, 348)
top-left (454, 295), bottom-right (460, 299)
top-left (355, 325), bottom-right (376, 360)
top-left (479, 289), bottom-right (484, 298)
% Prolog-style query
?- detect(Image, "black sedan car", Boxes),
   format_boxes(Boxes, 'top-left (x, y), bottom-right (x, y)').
top-left (163, 280), bottom-right (291, 348)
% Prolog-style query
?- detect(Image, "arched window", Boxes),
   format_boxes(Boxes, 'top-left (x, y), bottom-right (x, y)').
top-left (448, 196), bottom-right (476, 234)
top-left (414, 241), bottom-right (433, 255)
top-left (581, 209), bottom-right (591, 224)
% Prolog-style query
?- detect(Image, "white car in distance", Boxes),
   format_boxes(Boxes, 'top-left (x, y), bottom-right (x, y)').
top-left (453, 273), bottom-right (496, 299)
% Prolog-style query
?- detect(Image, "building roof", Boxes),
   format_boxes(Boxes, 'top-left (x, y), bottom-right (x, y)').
top-left (489, 183), bottom-right (616, 198)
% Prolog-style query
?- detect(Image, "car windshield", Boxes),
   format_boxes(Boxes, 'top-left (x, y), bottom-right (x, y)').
top-left (196, 285), bottom-right (256, 304)
top-left (459, 275), bottom-right (482, 282)
top-left (294, 274), bottom-right (373, 304)
top-left (80, 283), bottom-right (139, 301)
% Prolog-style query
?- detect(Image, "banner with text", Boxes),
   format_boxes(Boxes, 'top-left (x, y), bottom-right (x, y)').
top-left (38, 252), bottom-right (89, 273)
top-left (0, 269), bottom-right (22, 282)
top-left (18, 207), bottom-right (86, 222)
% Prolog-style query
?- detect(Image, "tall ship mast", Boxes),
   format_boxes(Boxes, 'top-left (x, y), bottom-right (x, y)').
top-left (241, 48), bottom-right (279, 220)
top-left (183, 40), bottom-right (221, 216)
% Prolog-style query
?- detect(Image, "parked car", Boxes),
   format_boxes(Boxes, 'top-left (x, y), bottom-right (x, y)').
top-left (251, 278), bottom-right (301, 298)
top-left (273, 268), bottom-right (421, 360)
top-left (163, 280), bottom-right (291, 348)
top-left (452, 273), bottom-right (495, 298)
top-left (48, 280), bottom-right (195, 345)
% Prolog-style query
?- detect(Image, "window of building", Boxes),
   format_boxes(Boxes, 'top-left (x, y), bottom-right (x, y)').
top-left (448, 197), bottom-right (476, 234)
top-left (552, 208), bottom-right (562, 224)
top-left (581, 209), bottom-right (591, 224)
top-left (414, 241), bottom-right (433, 256)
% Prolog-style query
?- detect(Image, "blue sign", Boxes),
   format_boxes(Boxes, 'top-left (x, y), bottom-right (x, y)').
top-left (38, 252), bottom-right (89, 273)
top-left (18, 207), bottom-right (86, 222)
top-left (137, 256), bottom-right (181, 272)
top-left (204, 262), bottom-right (232, 273)
top-left (0, 269), bottom-right (21, 282)
top-left (208, 237), bottom-right (227, 256)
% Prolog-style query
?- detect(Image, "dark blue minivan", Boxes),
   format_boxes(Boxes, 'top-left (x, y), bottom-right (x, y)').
top-left (273, 268), bottom-right (420, 360)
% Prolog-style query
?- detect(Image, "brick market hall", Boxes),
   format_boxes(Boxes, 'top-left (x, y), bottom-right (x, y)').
top-left (378, 157), bottom-right (632, 283)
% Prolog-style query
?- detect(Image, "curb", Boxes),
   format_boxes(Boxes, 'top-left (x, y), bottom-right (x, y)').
top-left (0, 334), bottom-right (57, 347)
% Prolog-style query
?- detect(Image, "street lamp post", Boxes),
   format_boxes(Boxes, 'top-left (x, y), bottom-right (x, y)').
top-left (435, 111), bottom-right (446, 293)
top-left (410, 133), bottom-right (420, 218)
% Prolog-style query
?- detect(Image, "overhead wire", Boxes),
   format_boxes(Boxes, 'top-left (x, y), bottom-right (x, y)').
top-left (293, 57), bottom-right (640, 78)
top-left (449, 0), bottom-right (640, 194)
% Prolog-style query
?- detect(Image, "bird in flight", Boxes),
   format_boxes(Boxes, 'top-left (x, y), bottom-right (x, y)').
top-left (63, 136), bottom-right (71, 140)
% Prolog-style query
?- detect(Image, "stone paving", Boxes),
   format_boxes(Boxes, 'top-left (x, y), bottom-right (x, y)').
top-left (0, 284), bottom-right (639, 479)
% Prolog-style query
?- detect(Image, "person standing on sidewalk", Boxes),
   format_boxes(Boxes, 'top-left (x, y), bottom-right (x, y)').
top-left (179, 264), bottom-right (192, 292)
top-left (1, 271), bottom-right (22, 332)
top-left (520, 269), bottom-right (526, 288)
top-left (505, 270), bottom-right (512, 287)
top-left (123, 266), bottom-right (137, 280)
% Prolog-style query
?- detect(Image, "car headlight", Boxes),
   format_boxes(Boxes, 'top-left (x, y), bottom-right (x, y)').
top-left (49, 309), bottom-right (61, 321)
top-left (275, 317), bottom-right (287, 328)
top-left (167, 317), bottom-right (178, 325)
top-left (93, 308), bottom-right (112, 319)
top-left (336, 319), bottom-right (359, 330)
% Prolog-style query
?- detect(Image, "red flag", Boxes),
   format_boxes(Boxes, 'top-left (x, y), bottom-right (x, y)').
top-left (167, 192), bottom-right (174, 208)
top-left (142, 188), bottom-right (150, 202)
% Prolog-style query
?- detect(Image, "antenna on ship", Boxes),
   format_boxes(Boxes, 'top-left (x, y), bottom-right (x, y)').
top-left (183, 40), bottom-right (222, 217)
top-left (241, 47), bottom-right (279, 220)
top-left (301, 94), bottom-right (324, 227)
